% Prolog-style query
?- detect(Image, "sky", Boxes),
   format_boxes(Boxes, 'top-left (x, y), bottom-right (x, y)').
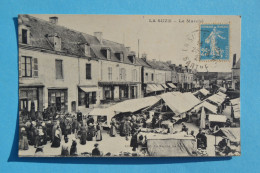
top-left (32, 15), bottom-right (241, 72)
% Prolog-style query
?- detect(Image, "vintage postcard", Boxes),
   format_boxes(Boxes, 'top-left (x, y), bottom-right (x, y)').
top-left (18, 15), bottom-right (241, 157)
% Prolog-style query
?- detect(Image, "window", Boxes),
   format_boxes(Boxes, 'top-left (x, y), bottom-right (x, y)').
top-left (145, 73), bottom-right (148, 81)
top-left (128, 56), bottom-right (135, 64)
top-left (55, 60), bottom-right (63, 79)
top-left (21, 56), bottom-right (32, 77)
top-left (22, 29), bottom-right (28, 44)
top-left (132, 69), bottom-right (137, 81)
top-left (151, 73), bottom-right (154, 81)
top-left (86, 64), bottom-right (91, 79)
top-left (108, 67), bottom-right (112, 80)
top-left (107, 50), bottom-right (111, 59)
top-left (85, 44), bottom-right (90, 56)
top-left (120, 68), bottom-right (126, 80)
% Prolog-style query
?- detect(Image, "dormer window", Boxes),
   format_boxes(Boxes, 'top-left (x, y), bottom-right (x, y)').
top-left (84, 44), bottom-right (91, 57)
top-left (115, 52), bottom-right (124, 62)
top-left (101, 47), bottom-right (111, 60)
top-left (53, 35), bottom-right (61, 51)
top-left (128, 55), bottom-right (135, 64)
top-left (22, 29), bottom-right (28, 44)
top-left (19, 25), bottom-right (30, 44)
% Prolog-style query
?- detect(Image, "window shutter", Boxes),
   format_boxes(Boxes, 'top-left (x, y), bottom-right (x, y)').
top-left (33, 58), bottom-right (38, 77)
top-left (18, 27), bottom-right (22, 43)
top-left (19, 56), bottom-right (21, 77)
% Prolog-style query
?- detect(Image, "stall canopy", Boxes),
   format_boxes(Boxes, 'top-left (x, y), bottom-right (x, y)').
top-left (192, 101), bottom-right (218, 114)
top-left (230, 98), bottom-right (240, 106)
top-left (231, 98), bottom-right (240, 119)
top-left (89, 108), bottom-right (115, 125)
top-left (110, 96), bottom-right (160, 114)
top-left (214, 128), bottom-right (240, 142)
top-left (219, 87), bottom-right (227, 93)
top-left (199, 88), bottom-right (210, 96)
top-left (145, 133), bottom-right (196, 156)
top-left (216, 91), bottom-right (226, 99)
top-left (208, 114), bottom-right (227, 122)
top-left (193, 88), bottom-right (210, 96)
top-left (206, 94), bottom-right (225, 105)
top-left (167, 83), bottom-right (177, 88)
top-left (159, 92), bottom-right (201, 115)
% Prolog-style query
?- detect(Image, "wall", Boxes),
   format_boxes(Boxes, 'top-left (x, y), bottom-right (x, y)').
top-left (19, 48), bottom-right (99, 112)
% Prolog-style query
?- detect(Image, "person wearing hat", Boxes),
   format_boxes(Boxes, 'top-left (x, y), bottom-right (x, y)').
top-left (19, 127), bottom-right (29, 150)
top-left (95, 122), bottom-right (102, 141)
top-left (196, 128), bottom-right (207, 149)
top-left (61, 136), bottom-right (70, 156)
top-left (110, 118), bottom-right (117, 137)
top-left (130, 129), bottom-right (138, 151)
top-left (123, 118), bottom-right (132, 141)
top-left (92, 143), bottom-right (102, 156)
top-left (34, 145), bottom-right (44, 156)
top-left (80, 123), bottom-right (87, 145)
top-left (70, 138), bottom-right (78, 156)
top-left (87, 123), bottom-right (95, 141)
top-left (51, 126), bottom-right (62, 148)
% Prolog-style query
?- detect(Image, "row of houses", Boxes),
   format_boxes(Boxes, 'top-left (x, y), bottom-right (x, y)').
top-left (18, 15), bottom-right (197, 113)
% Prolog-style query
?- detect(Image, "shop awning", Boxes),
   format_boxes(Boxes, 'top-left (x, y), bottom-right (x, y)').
top-left (79, 86), bottom-right (98, 93)
top-left (167, 83), bottom-right (177, 88)
top-left (19, 83), bottom-right (44, 87)
top-left (208, 114), bottom-right (227, 122)
top-left (155, 84), bottom-right (164, 91)
top-left (161, 84), bottom-right (168, 89)
top-left (146, 84), bottom-right (157, 93)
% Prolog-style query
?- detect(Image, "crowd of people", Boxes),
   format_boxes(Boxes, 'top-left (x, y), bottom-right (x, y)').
top-left (19, 108), bottom-right (104, 156)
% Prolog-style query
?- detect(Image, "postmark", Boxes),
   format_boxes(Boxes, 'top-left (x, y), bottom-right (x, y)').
top-left (199, 24), bottom-right (230, 61)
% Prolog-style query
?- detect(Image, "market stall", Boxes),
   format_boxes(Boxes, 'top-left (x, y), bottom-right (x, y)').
top-left (140, 132), bottom-right (197, 156)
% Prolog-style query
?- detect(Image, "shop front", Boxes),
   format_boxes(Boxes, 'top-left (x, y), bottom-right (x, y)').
top-left (78, 86), bottom-right (98, 109)
top-left (48, 88), bottom-right (68, 112)
top-left (19, 83), bottom-right (44, 112)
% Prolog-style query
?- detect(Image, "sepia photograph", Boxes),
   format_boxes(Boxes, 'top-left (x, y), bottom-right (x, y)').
top-left (18, 14), bottom-right (241, 157)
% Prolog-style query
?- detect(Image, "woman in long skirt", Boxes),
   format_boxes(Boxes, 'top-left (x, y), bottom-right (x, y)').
top-left (19, 128), bottom-right (29, 150)
top-left (96, 123), bottom-right (102, 141)
top-left (110, 118), bottom-right (117, 137)
top-left (80, 125), bottom-right (87, 145)
top-left (51, 126), bottom-right (61, 148)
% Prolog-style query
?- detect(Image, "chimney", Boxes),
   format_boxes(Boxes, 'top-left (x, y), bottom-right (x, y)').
top-left (126, 47), bottom-right (131, 52)
top-left (141, 53), bottom-right (147, 61)
top-left (94, 32), bottom-right (103, 44)
top-left (233, 54), bottom-right (237, 67)
top-left (49, 16), bottom-right (58, 24)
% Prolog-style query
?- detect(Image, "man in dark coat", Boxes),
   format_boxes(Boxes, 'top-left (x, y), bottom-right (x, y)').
top-left (92, 143), bottom-right (102, 156)
top-left (196, 128), bottom-right (207, 149)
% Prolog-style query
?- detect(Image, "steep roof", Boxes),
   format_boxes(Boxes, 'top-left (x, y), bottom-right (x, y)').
top-left (145, 60), bottom-right (171, 71)
top-left (19, 15), bottom-right (94, 58)
top-left (234, 59), bottom-right (240, 68)
top-left (19, 15), bottom-right (142, 66)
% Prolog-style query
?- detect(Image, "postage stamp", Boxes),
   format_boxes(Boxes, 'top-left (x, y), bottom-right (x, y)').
top-left (200, 24), bottom-right (230, 61)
